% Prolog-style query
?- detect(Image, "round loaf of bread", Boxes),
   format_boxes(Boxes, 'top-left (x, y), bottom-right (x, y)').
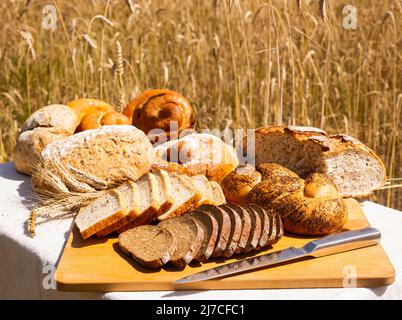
top-left (153, 133), bottom-right (239, 182)
top-left (221, 164), bottom-right (262, 205)
top-left (249, 163), bottom-right (347, 236)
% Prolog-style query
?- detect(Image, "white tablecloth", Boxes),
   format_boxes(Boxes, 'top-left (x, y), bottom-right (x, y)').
top-left (0, 161), bottom-right (401, 300)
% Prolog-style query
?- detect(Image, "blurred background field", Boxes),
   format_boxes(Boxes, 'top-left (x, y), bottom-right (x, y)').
top-left (0, 0), bottom-right (401, 209)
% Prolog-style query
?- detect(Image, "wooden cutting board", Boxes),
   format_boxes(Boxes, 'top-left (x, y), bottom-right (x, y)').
top-left (55, 199), bottom-right (395, 291)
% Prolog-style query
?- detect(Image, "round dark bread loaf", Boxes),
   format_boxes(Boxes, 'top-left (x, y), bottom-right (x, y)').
top-left (118, 225), bottom-right (176, 268)
top-left (188, 210), bottom-right (219, 262)
top-left (224, 203), bottom-right (252, 254)
top-left (158, 217), bottom-right (203, 267)
top-left (218, 204), bottom-right (242, 258)
top-left (198, 204), bottom-right (231, 258)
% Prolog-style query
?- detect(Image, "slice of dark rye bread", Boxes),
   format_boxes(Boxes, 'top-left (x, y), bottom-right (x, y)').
top-left (243, 205), bottom-right (262, 253)
top-left (198, 204), bottom-right (231, 258)
top-left (187, 210), bottom-right (219, 261)
top-left (247, 204), bottom-right (270, 249)
top-left (224, 203), bottom-right (251, 254)
top-left (218, 204), bottom-right (242, 258)
top-left (118, 225), bottom-right (176, 268)
top-left (158, 217), bottom-right (204, 267)
top-left (273, 211), bottom-right (284, 244)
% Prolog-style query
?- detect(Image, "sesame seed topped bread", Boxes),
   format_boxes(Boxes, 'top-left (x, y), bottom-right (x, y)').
top-left (75, 189), bottom-right (127, 239)
top-left (249, 163), bottom-right (347, 236)
top-left (244, 126), bottom-right (386, 197)
top-left (118, 225), bottom-right (176, 269)
top-left (158, 217), bottom-right (204, 267)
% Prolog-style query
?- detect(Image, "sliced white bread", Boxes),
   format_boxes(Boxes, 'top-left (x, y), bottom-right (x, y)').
top-left (210, 181), bottom-right (226, 205)
top-left (75, 189), bottom-right (127, 239)
top-left (116, 172), bottom-right (161, 233)
top-left (191, 174), bottom-right (215, 205)
top-left (95, 181), bottom-right (141, 237)
top-left (153, 170), bottom-right (174, 215)
top-left (157, 173), bottom-right (201, 221)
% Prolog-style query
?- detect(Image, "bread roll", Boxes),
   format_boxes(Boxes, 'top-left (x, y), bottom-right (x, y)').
top-left (123, 89), bottom-right (195, 135)
top-left (244, 126), bottom-right (386, 197)
top-left (153, 133), bottom-right (239, 182)
top-left (249, 163), bottom-right (347, 236)
top-left (221, 164), bottom-right (262, 204)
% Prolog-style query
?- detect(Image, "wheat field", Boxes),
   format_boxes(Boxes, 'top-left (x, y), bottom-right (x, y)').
top-left (0, 0), bottom-right (401, 209)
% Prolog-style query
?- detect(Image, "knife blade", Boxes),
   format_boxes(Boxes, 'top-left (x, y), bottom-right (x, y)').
top-left (174, 227), bottom-right (381, 284)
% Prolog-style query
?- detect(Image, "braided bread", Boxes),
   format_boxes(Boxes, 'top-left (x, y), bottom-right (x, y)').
top-left (248, 163), bottom-right (347, 236)
top-left (244, 126), bottom-right (386, 197)
top-left (123, 89), bottom-right (195, 136)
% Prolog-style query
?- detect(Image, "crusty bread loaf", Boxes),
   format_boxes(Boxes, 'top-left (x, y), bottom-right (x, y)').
top-left (32, 125), bottom-right (153, 194)
top-left (13, 104), bottom-right (79, 175)
top-left (249, 163), bottom-right (347, 236)
top-left (153, 133), bottom-right (239, 182)
top-left (244, 126), bottom-right (386, 197)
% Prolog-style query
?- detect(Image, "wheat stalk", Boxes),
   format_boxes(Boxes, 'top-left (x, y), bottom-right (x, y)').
top-left (114, 40), bottom-right (126, 113)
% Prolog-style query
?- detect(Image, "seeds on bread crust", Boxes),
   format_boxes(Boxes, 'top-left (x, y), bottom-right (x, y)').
top-left (188, 210), bottom-right (219, 261)
top-left (158, 217), bottom-right (203, 267)
top-left (118, 225), bottom-right (175, 268)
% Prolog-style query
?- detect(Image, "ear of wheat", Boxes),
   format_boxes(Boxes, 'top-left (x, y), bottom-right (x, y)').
top-left (114, 40), bottom-right (126, 113)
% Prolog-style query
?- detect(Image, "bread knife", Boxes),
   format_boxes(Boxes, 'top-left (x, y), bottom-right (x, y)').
top-left (174, 227), bottom-right (381, 284)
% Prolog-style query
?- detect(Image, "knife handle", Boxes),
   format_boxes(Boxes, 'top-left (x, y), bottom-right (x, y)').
top-left (303, 227), bottom-right (381, 258)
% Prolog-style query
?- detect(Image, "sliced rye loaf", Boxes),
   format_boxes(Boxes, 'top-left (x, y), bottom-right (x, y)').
top-left (192, 175), bottom-right (215, 205)
top-left (243, 205), bottom-right (262, 252)
top-left (266, 209), bottom-right (278, 245)
top-left (224, 203), bottom-right (252, 254)
top-left (158, 217), bottom-right (203, 267)
top-left (248, 204), bottom-right (270, 249)
top-left (219, 204), bottom-right (242, 258)
top-left (272, 211), bottom-right (284, 244)
top-left (75, 189), bottom-right (127, 239)
top-left (118, 225), bottom-right (176, 268)
top-left (210, 181), bottom-right (226, 205)
top-left (187, 210), bottom-right (219, 261)
top-left (95, 181), bottom-right (141, 237)
top-left (116, 172), bottom-right (160, 233)
top-left (157, 173), bottom-right (200, 221)
top-left (198, 204), bottom-right (231, 258)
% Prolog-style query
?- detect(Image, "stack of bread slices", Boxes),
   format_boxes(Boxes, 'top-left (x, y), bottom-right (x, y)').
top-left (75, 169), bottom-right (226, 239)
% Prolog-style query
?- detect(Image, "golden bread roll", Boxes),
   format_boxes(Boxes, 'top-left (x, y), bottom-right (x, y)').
top-left (123, 89), bottom-right (195, 135)
top-left (220, 164), bottom-right (261, 204)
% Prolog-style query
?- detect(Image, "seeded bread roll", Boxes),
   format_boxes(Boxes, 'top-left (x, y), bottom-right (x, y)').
top-left (221, 164), bottom-right (262, 205)
top-left (244, 126), bottom-right (386, 197)
top-left (249, 163), bottom-right (347, 236)
top-left (158, 217), bottom-right (203, 267)
top-left (118, 225), bottom-right (176, 268)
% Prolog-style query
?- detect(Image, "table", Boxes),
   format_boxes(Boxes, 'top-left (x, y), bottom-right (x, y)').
top-left (0, 161), bottom-right (401, 300)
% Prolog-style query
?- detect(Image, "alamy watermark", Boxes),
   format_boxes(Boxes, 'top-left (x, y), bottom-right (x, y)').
top-left (42, 5), bottom-right (57, 31)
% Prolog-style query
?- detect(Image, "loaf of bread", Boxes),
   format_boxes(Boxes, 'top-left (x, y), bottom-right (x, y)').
top-left (248, 163), bottom-right (347, 236)
top-left (75, 170), bottom-right (226, 238)
top-left (32, 125), bottom-right (154, 196)
top-left (153, 133), bottom-right (239, 182)
top-left (244, 126), bottom-right (386, 197)
top-left (118, 203), bottom-right (284, 268)
top-left (123, 89), bottom-right (195, 136)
